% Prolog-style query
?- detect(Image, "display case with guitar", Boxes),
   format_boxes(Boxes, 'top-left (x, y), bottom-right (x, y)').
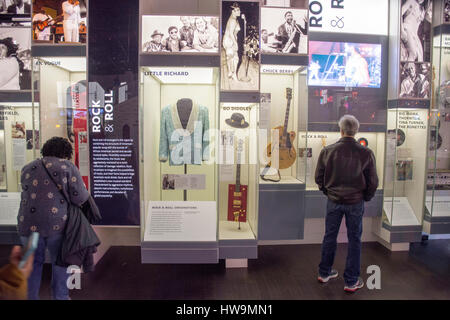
top-left (227, 139), bottom-right (247, 228)
top-left (261, 87), bottom-right (296, 182)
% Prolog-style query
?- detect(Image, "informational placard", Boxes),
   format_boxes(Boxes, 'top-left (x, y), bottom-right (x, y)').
top-left (219, 130), bottom-right (235, 165)
top-left (88, 0), bottom-right (140, 226)
top-left (259, 93), bottom-right (271, 129)
top-left (12, 139), bottom-right (26, 171)
top-left (308, 0), bottom-right (388, 36)
top-left (78, 131), bottom-right (89, 177)
top-left (162, 174), bottom-right (206, 190)
top-left (0, 193), bottom-right (21, 225)
top-left (220, 165), bottom-right (234, 182)
top-left (145, 201), bottom-right (217, 241)
top-left (298, 147), bottom-right (313, 180)
top-left (397, 111), bottom-right (427, 130)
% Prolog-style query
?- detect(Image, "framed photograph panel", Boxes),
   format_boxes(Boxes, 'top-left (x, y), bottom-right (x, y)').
top-left (0, 0), bottom-right (31, 26)
top-left (141, 15), bottom-right (219, 54)
top-left (399, 62), bottom-right (431, 99)
top-left (0, 27), bottom-right (31, 91)
top-left (400, 0), bottom-right (432, 62)
top-left (221, 0), bottom-right (260, 92)
top-left (32, 0), bottom-right (87, 44)
top-left (261, 7), bottom-right (308, 55)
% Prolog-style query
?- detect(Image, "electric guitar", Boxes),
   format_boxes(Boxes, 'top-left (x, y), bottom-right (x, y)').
top-left (227, 139), bottom-right (247, 224)
top-left (33, 15), bottom-right (63, 32)
top-left (266, 88), bottom-right (297, 170)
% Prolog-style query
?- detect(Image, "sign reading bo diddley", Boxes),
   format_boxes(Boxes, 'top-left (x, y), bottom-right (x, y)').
top-left (309, 0), bottom-right (388, 36)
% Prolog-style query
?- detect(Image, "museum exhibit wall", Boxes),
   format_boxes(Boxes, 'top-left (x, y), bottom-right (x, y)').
top-left (4, 0), bottom-right (449, 261)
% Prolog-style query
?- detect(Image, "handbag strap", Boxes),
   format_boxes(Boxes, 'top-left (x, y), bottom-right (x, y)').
top-left (41, 159), bottom-right (70, 204)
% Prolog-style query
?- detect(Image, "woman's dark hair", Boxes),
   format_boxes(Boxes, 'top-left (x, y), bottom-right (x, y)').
top-left (41, 137), bottom-right (73, 160)
top-left (0, 37), bottom-right (24, 72)
top-left (0, 37), bottom-right (18, 57)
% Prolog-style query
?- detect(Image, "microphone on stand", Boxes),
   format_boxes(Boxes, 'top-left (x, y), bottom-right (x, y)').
top-left (241, 14), bottom-right (246, 22)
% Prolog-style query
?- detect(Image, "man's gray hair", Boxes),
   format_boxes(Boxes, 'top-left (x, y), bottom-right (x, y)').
top-left (338, 115), bottom-right (360, 136)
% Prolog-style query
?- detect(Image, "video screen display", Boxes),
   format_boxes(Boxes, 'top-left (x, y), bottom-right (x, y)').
top-left (308, 41), bottom-right (382, 88)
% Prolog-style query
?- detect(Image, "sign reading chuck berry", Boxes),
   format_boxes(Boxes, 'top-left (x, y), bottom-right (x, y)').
top-left (88, 0), bottom-right (140, 225)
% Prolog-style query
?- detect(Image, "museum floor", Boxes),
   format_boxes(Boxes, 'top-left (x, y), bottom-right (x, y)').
top-left (1, 240), bottom-right (449, 300)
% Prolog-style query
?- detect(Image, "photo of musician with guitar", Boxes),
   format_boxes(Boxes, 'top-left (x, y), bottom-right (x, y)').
top-left (32, 0), bottom-right (87, 43)
top-left (261, 7), bottom-right (308, 55)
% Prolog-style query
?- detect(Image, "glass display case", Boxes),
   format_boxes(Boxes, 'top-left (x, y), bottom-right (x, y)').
top-left (140, 66), bottom-right (219, 245)
top-left (383, 107), bottom-right (429, 227)
top-left (33, 57), bottom-right (89, 186)
top-left (0, 56), bottom-right (87, 229)
top-left (0, 102), bottom-right (37, 226)
top-left (218, 102), bottom-right (258, 241)
top-left (425, 4), bottom-right (450, 233)
top-left (259, 65), bottom-right (307, 185)
top-left (304, 131), bottom-right (385, 191)
top-left (257, 65), bottom-right (308, 240)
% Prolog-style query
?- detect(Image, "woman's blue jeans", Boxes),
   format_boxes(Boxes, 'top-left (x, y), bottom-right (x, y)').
top-left (21, 233), bottom-right (69, 300)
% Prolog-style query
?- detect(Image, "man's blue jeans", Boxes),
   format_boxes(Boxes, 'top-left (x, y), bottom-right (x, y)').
top-left (21, 233), bottom-right (69, 300)
top-left (319, 199), bottom-right (364, 286)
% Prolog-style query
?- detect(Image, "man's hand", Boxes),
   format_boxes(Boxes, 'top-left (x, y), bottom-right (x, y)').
top-left (9, 246), bottom-right (34, 279)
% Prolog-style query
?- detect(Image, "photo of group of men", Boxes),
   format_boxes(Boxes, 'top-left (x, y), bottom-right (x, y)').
top-left (142, 15), bottom-right (219, 53)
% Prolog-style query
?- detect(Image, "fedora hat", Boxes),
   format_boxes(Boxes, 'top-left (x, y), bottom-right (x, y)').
top-left (151, 30), bottom-right (164, 38)
top-left (225, 113), bottom-right (249, 128)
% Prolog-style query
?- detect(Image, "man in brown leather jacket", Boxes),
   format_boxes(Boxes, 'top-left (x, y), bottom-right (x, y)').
top-left (315, 115), bottom-right (378, 293)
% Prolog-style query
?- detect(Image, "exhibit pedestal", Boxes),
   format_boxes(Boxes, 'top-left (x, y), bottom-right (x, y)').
top-left (423, 215), bottom-right (450, 235)
top-left (258, 180), bottom-right (305, 240)
top-left (372, 216), bottom-right (422, 247)
top-left (375, 235), bottom-right (411, 252)
top-left (0, 226), bottom-right (20, 245)
top-left (225, 259), bottom-right (248, 269)
top-left (141, 241), bottom-right (219, 264)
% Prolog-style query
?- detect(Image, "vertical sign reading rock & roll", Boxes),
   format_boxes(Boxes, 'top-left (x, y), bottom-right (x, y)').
top-left (88, 0), bottom-right (140, 225)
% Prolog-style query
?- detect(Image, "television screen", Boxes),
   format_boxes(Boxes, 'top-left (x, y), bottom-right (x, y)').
top-left (308, 41), bottom-right (382, 88)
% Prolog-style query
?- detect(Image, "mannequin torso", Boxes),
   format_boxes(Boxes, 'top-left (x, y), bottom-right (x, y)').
top-left (177, 98), bottom-right (193, 129)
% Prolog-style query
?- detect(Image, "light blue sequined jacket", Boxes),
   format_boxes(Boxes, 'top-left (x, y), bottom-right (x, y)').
top-left (159, 104), bottom-right (210, 165)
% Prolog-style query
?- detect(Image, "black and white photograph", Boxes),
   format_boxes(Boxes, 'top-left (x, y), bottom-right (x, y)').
top-left (445, 0), bottom-right (450, 23)
top-left (0, 27), bottom-right (31, 91)
top-left (221, 1), bottom-right (260, 91)
top-left (298, 147), bottom-right (312, 158)
top-left (399, 62), bottom-right (430, 99)
top-left (162, 174), bottom-right (175, 190)
top-left (261, 7), bottom-right (307, 54)
top-left (32, 0), bottom-right (87, 44)
top-left (0, 0), bottom-right (31, 26)
top-left (400, 0), bottom-right (432, 62)
top-left (142, 15), bottom-right (219, 53)
top-left (263, 0), bottom-right (308, 8)
top-left (397, 159), bottom-right (413, 181)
